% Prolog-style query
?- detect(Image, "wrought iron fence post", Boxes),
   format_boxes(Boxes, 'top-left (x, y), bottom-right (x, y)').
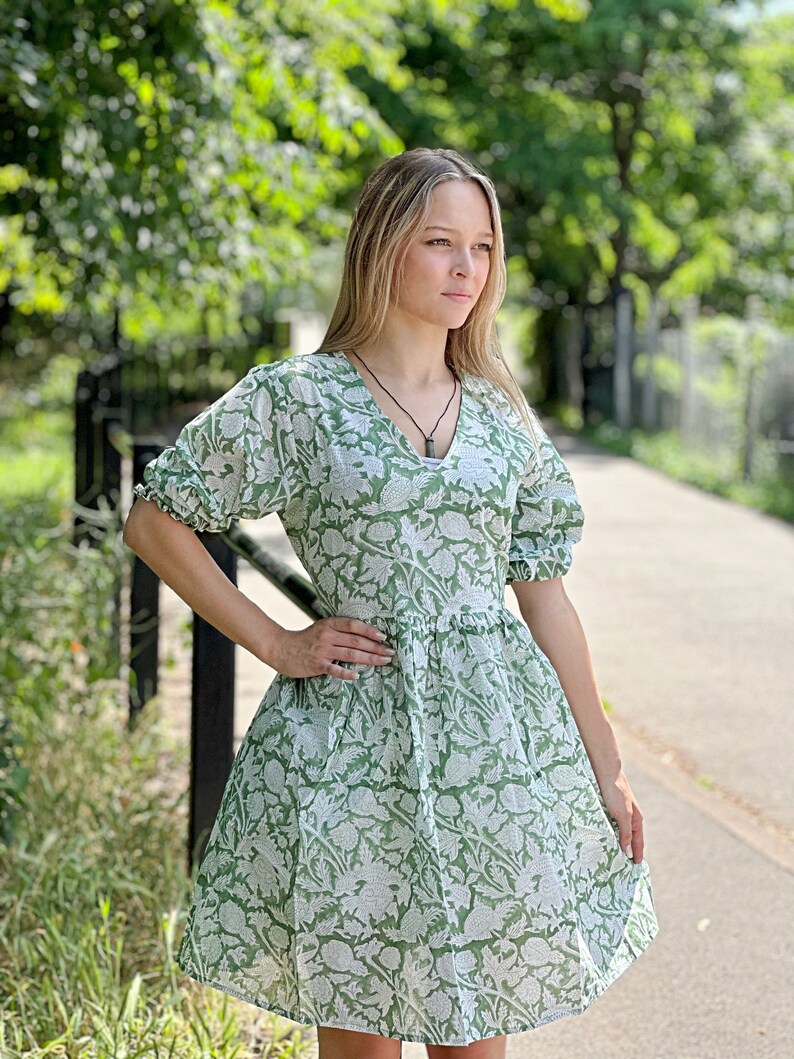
top-left (74, 369), bottom-right (99, 545)
top-left (188, 533), bottom-right (238, 871)
top-left (128, 440), bottom-right (166, 726)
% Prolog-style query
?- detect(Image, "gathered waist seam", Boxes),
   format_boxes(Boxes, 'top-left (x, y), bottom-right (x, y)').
top-left (340, 604), bottom-right (524, 631)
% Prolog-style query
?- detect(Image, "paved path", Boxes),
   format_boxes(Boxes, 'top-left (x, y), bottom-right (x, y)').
top-left (155, 425), bottom-right (794, 1058)
top-left (556, 429), bottom-right (794, 839)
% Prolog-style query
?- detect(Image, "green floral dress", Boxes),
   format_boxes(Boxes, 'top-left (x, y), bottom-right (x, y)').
top-left (133, 350), bottom-right (659, 1046)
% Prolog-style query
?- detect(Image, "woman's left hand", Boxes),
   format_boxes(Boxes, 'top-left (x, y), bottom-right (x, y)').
top-left (597, 767), bottom-right (645, 863)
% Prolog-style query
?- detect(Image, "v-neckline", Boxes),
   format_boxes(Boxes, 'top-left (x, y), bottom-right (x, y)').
top-left (325, 350), bottom-right (468, 470)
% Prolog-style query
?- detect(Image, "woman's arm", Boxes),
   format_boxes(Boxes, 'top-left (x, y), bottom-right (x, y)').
top-left (510, 576), bottom-right (644, 862)
top-left (122, 498), bottom-right (394, 680)
top-left (123, 497), bottom-right (287, 666)
top-left (512, 577), bottom-right (620, 776)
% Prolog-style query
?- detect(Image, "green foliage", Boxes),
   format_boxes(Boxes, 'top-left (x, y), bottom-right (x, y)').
top-left (0, 0), bottom-right (404, 353)
top-left (0, 0), bottom-right (213, 315)
top-left (2, 0), bottom-right (793, 417)
top-left (580, 421), bottom-right (794, 523)
top-left (0, 491), bottom-right (314, 1055)
top-left (721, 13), bottom-right (794, 320)
top-left (0, 712), bottom-right (27, 847)
top-left (352, 0), bottom-right (794, 360)
top-left (632, 350), bottom-right (684, 396)
top-left (0, 352), bottom-right (77, 500)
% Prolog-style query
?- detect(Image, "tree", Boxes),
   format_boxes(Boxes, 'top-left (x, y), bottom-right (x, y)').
top-left (351, 0), bottom-right (763, 419)
top-left (0, 0), bottom-right (404, 364)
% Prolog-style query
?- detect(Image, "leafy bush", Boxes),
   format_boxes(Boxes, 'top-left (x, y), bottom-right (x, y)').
top-left (0, 493), bottom-right (314, 1056)
top-left (580, 422), bottom-right (794, 523)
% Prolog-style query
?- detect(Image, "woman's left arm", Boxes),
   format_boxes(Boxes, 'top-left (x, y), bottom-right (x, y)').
top-left (511, 576), bottom-right (645, 864)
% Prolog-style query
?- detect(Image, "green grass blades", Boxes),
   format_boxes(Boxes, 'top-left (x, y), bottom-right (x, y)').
top-left (0, 495), bottom-right (316, 1057)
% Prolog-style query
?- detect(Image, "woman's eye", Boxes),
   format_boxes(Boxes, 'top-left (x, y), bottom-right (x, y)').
top-left (427, 239), bottom-right (493, 251)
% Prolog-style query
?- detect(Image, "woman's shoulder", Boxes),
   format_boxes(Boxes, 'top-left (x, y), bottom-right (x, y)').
top-left (461, 370), bottom-right (505, 406)
top-left (462, 370), bottom-right (530, 429)
top-left (461, 369), bottom-right (546, 466)
top-left (234, 353), bottom-right (342, 414)
top-left (248, 351), bottom-right (344, 390)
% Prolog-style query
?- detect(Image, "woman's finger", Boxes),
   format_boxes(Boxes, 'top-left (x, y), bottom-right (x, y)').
top-left (619, 820), bottom-right (634, 859)
top-left (630, 811), bottom-right (645, 862)
top-left (328, 633), bottom-right (396, 667)
top-left (328, 659), bottom-right (359, 681)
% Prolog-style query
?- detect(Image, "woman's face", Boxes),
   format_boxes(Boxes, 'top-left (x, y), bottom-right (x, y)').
top-left (393, 180), bottom-right (494, 330)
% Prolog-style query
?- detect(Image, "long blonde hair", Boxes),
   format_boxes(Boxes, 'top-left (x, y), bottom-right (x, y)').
top-left (313, 146), bottom-right (539, 443)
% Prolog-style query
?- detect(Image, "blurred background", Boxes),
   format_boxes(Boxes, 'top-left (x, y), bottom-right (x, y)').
top-left (1, 1), bottom-right (793, 1056)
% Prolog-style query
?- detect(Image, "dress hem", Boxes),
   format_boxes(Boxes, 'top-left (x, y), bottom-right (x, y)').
top-left (176, 918), bottom-right (659, 1048)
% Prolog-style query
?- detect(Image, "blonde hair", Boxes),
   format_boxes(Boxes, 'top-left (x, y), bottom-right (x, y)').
top-left (313, 146), bottom-right (540, 444)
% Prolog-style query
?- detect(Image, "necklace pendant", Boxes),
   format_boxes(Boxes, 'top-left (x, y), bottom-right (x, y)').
top-left (425, 437), bottom-right (436, 458)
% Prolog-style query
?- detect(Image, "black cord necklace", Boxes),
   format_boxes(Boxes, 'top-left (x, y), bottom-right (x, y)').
top-left (351, 349), bottom-right (459, 459)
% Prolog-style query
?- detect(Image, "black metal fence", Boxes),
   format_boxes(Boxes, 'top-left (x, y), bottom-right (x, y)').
top-left (74, 353), bottom-right (125, 545)
top-left (75, 337), bottom-right (324, 870)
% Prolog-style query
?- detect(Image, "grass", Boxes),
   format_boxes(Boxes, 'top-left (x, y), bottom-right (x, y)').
top-left (0, 388), bottom-right (316, 1056)
top-left (695, 774), bottom-right (716, 791)
top-left (0, 405), bottom-right (73, 503)
top-left (0, 664), bottom-right (313, 1056)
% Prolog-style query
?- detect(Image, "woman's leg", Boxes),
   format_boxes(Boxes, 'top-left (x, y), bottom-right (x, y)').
top-left (316, 1026), bottom-right (403, 1058)
top-left (426, 1035), bottom-right (507, 1059)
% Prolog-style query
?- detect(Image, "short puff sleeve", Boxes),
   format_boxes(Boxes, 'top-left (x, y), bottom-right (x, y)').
top-left (132, 365), bottom-right (289, 533)
top-left (506, 421), bottom-right (585, 583)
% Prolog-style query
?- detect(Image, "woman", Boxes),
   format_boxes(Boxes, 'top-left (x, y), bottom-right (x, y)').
top-left (123, 147), bottom-right (658, 1059)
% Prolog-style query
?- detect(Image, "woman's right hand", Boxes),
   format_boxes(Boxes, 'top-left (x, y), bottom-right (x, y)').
top-left (270, 617), bottom-right (397, 680)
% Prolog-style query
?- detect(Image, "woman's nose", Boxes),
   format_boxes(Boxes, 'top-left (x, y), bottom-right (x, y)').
top-left (452, 251), bottom-right (474, 275)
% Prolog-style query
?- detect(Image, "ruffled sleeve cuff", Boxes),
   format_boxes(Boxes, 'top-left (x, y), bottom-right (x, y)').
top-left (505, 531), bottom-right (579, 584)
top-left (131, 438), bottom-right (240, 534)
top-left (505, 441), bottom-right (585, 584)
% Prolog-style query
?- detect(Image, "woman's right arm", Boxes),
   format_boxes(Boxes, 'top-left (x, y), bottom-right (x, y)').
top-left (123, 496), bottom-right (286, 668)
top-left (122, 497), bottom-right (394, 680)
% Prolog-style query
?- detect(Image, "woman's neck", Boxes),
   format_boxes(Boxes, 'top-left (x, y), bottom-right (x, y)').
top-left (353, 317), bottom-right (451, 384)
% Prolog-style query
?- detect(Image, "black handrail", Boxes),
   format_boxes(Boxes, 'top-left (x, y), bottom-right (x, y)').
top-left (222, 521), bottom-right (331, 619)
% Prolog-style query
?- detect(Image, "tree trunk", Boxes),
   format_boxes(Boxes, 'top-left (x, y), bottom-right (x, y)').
top-left (562, 305), bottom-right (585, 417)
top-left (641, 292), bottom-right (661, 431)
top-left (613, 288), bottom-right (634, 429)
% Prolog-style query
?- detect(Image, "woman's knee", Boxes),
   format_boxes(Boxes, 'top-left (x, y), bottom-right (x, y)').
top-left (426, 1034), bottom-right (506, 1059)
top-left (316, 1025), bottom-right (402, 1059)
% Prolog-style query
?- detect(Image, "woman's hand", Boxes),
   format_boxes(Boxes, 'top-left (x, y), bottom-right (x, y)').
top-left (270, 617), bottom-right (396, 681)
top-left (596, 767), bottom-right (645, 864)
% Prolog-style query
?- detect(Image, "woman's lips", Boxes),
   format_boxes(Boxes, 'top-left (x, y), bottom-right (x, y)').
top-left (442, 293), bottom-right (471, 302)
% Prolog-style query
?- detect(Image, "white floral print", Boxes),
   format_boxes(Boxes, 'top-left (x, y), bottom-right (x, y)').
top-left (133, 350), bottom-right (659, 1046)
